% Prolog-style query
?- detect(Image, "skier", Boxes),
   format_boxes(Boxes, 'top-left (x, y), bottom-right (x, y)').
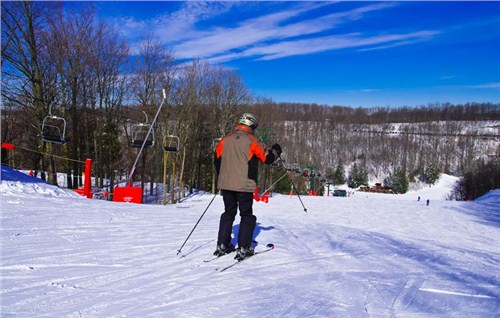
top-left (213, 113), bottom-right (282, 261)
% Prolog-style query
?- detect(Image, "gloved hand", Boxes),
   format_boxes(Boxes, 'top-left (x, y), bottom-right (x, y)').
top-left (271, 143), bottom-right (282, 157)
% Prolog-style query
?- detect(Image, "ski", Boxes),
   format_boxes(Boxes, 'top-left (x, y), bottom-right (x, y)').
top-left (203, 256), bottom-right (220, 263)
top-left (203, 250), bottom-right (235, 263)
top-left (216, 243), bottom-right (274, 272)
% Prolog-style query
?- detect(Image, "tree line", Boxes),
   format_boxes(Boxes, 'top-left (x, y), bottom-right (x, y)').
top-left (2, 2), bottom-right (499, 201)
top-left (1, 2), bottom-right (250, 203)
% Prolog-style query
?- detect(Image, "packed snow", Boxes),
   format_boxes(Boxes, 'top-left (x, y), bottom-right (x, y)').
top-left (1, 165), bottom-right (499, 317)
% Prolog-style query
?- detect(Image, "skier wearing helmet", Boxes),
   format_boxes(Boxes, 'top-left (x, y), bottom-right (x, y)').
top-left (214, 113), bottom-right (282, 260)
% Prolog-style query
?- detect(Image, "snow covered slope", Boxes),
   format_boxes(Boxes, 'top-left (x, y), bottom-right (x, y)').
top-left (1, 165), bottom-right (80, 198)
top-left (1, 166), bottom-right (499, 317)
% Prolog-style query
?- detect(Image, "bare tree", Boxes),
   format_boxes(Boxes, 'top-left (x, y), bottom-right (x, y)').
top-left (169, 60), bottom-right (209, 203)
top-left (1, 1), bottom-right (62, 184)
top-left (45, 5), bottom-right (98, 187)
top-left (206, 65), bottom-right (251, 137)
top-left (89, 20), bottom-right (129, 191)
top-left (130, 35), bottom-right (175, 201)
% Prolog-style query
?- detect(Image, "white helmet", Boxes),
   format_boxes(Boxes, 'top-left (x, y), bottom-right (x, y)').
top-left (238, 113), bottom-right (258, 130)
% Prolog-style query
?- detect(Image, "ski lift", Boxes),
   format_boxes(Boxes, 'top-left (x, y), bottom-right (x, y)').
top-left (131, 112), bottom-right (154, 148)
top-left (162, 134), bottom-right (180, 153)
top-left (41, 104), bottom-right (67, 144)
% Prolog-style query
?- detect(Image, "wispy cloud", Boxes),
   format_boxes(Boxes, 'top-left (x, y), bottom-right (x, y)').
top-left (346, 89), bottom-right (381, 94)
top-left (248, 31), bottom-right (440, 61)
top-left (111, 2), bottom-right (237, 54)
top-left (170, 2), bottom-right (399, 60)
top-left (438, 82), bottom-right (500, 90)
top-left (154, 2), bottom-right (238, 43)
top-left (171, 2), bottom-right (332, 59)
top-left (465, 82), bottom-right (500, 89)
top-left (116, 2), bottom-right (441, 63)
top-left (440, 75), bottom-right (456, 80)
top-left (357, 36), bottom-right (435, 52)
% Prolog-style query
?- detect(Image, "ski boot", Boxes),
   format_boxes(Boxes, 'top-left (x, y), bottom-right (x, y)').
top-left (234, 246), bottom-right (255, 261)
top-left (213, 243), bottom-right (235, 257)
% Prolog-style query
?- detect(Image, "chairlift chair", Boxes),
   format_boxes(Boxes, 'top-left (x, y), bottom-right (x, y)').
top-left (41, 105), bottom-right (68, 144)
top-left (162, 135), bottom-right (180, 153)
top-left (130, 112), bottom-right (154, 148)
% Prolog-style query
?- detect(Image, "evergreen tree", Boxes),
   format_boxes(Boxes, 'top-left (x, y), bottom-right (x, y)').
top-left (348, 163), bottom-right (368, 188)
top-left (332, 163), bottom-right (345, 185)
top-left (273, 166), bottom-right (292, 194)
top-left (425, 164), bottom-right (441, 184)
top-left (358, 168), bottom-right (369, 187)
top-left (348, 163), bottom-right (359, 188)
top-left (400, 167), bottom-right (409, 193)
top-left (387, 166), bottom-right (409, 194)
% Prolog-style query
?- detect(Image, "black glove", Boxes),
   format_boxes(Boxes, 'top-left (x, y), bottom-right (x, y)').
top-left (271, 143), bottom-right (282, 157)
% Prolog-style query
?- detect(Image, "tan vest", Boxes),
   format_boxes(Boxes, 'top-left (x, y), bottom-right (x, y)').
top-left (215, 125), bottom-right (268, 192)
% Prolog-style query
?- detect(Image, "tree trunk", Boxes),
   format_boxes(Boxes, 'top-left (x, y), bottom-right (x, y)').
top-left (179, 147), bottom-right (187, 200)
top-left (170, 157), bottom-right (176, 204)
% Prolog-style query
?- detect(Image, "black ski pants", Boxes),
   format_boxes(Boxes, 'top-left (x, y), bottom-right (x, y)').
top-left (217, 190), bottom-right (256, 249)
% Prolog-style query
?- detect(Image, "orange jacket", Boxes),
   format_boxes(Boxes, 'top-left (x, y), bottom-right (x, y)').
top-left (215, 124), bottom-right (277, 192)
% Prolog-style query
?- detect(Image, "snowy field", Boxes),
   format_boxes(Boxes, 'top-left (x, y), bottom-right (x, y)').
top-left (1, 165), bottom-right (499, 317)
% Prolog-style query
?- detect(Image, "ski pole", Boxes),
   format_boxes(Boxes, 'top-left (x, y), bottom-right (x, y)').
top-left (290, 176), bottom-right (308, 213)
top-left (261, 171), bottom-right (289, 195)
top-left (277, 157), bottom-right (307, 213)
top-left (176, 193), bottom-right (217, 255)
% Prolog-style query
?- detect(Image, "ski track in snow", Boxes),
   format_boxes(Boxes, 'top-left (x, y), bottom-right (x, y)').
top-left (1, 170), bottom-right (500, 317)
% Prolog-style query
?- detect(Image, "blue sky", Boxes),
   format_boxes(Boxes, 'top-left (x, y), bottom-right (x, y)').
top-left (93, 1), bottom-right (500, 107)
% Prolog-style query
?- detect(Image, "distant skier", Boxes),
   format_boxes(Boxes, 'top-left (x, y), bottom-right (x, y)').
top-left (418, 196), bottom-right (421, 201)
top-left (426, 199), bottom-right (430, 206)
top-left (213, 113), bottom-right (282, 261)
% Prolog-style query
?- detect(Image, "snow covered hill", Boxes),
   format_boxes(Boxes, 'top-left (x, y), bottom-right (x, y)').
top-left (1, 166), bottom-right (499, 317)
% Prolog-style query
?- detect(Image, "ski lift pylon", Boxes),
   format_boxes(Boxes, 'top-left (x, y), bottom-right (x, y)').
top-left (41, 104), bottom-right (67, 144)
top-left (162, 134), bottom-right (180, 153)
top-left (131, 111), bottom-right (154, 148)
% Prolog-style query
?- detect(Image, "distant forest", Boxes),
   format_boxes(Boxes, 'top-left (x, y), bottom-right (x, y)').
top-left (251, 101), bottom-right (499, 175)
top-left (2, 1), bottom-right (499, 201)
top-left (250, 101), bottom-right (499, 199)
